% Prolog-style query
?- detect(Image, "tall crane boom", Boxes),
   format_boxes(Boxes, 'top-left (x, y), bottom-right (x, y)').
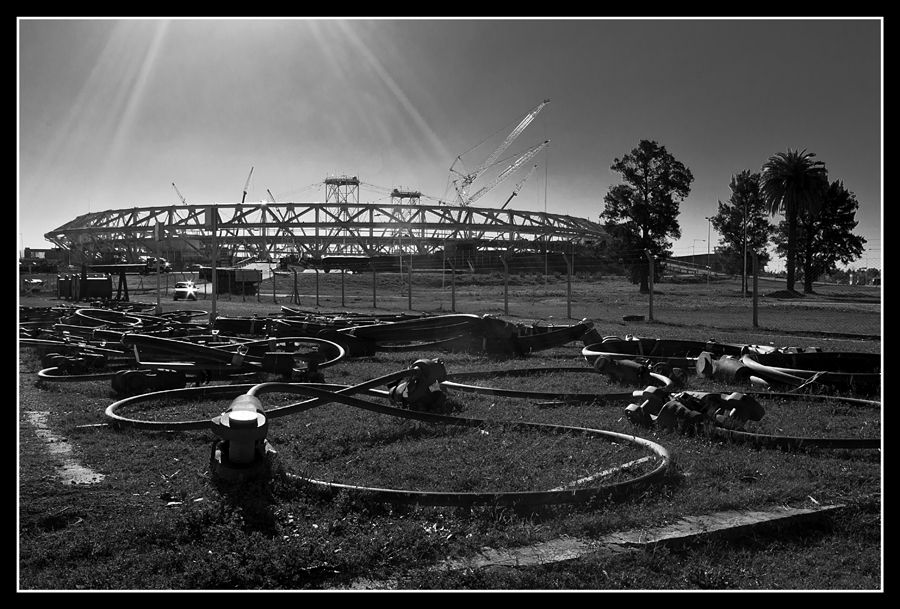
top-left (450, 98), bottom-right (550, 204)
top-left (172, 182), bottom-right (186, 205)
top-left (465, 140), bottom-right (549, 207)
top-left (241, 166), bottom-right (254, 204)
top-left (501, 163), bottom-right (539, 209)
top-left (266, 188), bottom-right (277, 204)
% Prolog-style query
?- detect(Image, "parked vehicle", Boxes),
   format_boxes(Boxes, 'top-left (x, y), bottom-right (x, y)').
top-left (173, 280), bottom-right (198, 301)
top-left (142, 257), bottom-right (172, 274)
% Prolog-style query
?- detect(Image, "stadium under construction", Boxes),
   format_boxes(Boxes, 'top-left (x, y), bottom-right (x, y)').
top-left (44, 175), bottom-right (610, 275)
top-left (43, 100), bottom-right (614, 275)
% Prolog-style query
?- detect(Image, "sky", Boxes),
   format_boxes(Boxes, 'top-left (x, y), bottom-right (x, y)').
top-left (17, 17), bottom-right (883, 271)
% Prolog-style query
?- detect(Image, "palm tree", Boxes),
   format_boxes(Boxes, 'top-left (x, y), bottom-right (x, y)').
top-left (759, 149), bottom-right (828, 293)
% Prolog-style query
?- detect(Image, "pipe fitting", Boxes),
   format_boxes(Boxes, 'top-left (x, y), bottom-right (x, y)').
top-left (388, 359), bottom-right (448, 412)
top-left (595, 357), bottom-right (650, 385)
top-left (211, 394), bottom-right (269, 466)
top-left (721, 392), bottom-right (765, 422)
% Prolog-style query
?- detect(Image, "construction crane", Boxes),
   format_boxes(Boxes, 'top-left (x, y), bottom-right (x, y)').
top-left (266, 188), bottom-right (277, 204)
top-left (172, 182), bottom-right (186, 205)
top-left (449, 98), bottom-right (549, 205)
top-left (465, 140), bottom-right (550, 207)
top-left (501, 163), bottom-right (539, 210)
top-left (241, 166), bottom-right (254, 204)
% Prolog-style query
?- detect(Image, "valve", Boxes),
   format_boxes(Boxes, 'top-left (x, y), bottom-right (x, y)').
top-left (721, 392), bottom-right (765, 422)
top-left (388, 359), bottom-right (447, 412)
top-left (649, 362), bottom-right (687, 388)
top-left (669, 367), bottom-right (687, 387)
top-left (209, 394), bottom-right (276, 482)
top-left (695, 353), bottom-right (752, 384)
top-left (624, 386), bottom-right (671, 426)
top-left (630, 386), bottom-right (670, 416)
top-left (595, 357), bottom-right (650, 385)
top-left (654, 399), bottom-right (705, 432)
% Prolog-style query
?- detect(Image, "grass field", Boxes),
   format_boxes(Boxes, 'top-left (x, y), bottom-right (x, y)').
top-left (17, 271), bottom-right (882, 590)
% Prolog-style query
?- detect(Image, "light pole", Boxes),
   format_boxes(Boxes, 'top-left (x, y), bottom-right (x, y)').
top-left (742, 200), bottom-right (748, 296)
top-left (705, 217), bottom-right (712, 286)
top-left (692, 239), bottom-right (705, 272)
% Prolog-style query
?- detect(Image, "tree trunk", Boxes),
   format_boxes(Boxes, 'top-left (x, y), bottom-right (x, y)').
top-left (639, 262), bottom-right (649, 293)
top-left (803, 258), bottom-right (815, 293)
top-left (786, 212), bottom-right (797, 293)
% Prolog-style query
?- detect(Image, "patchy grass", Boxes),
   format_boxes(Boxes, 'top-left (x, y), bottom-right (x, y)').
top-left (18, 275), bottom-right (881, 590)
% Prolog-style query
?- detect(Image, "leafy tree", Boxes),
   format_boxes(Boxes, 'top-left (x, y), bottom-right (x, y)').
top-left (601, 140), bottom-right (694, 292)
top-left (709, 170), bottom-right (772, 292)
top-left (772, 179), bottom-right (866, 293)
top-left (759, 148), bottom-right (829, 293)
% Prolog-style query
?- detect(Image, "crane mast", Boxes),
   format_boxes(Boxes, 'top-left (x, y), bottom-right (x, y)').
top-left (501, 163), bottom-right (539, 210)
top-left (172, 182), bottom-right (187, 205)
top-left (241, 166), bottom-right (254, 204)
top-left (465, 140), bottom-right (549, 207)
top-left (450, 99), bottom-right (550, 205)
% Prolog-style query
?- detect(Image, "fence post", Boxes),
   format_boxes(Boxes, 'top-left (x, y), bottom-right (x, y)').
top-left (407, 253), bottom-right (413, 311)
top-left (644, 249), bottom-right (654, 322)
top-left (500, 256), bottom-right (509, 316)
top-left (752, 252), bottom-right (759, 328)
top-left (449, 258), bottom-right (456, 312)
top-left (210, 212), bottom-right (217, 322)
top-left (566, 255), bottom-right (573, 319)
top-left (341, 268), bottom-right (346, 308)
top-left (370, 262), bottom-right (377, 309)
top-left (314, 267), bottom-right (320, 308)
top-left (271, 267), bottom-right (276, 303)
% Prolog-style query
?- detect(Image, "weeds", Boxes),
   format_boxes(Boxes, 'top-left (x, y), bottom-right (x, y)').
top-left (18, 277), bottom-right (881, 590)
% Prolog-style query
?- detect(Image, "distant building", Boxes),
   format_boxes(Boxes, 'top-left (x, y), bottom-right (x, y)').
top-left (667, 253), bottom-right (730, 274)
top-left (20, 247), bottom-right (67, 272)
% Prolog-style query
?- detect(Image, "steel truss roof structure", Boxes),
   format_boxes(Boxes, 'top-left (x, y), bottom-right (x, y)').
top-left (44, 201), bottom-right (608, 265)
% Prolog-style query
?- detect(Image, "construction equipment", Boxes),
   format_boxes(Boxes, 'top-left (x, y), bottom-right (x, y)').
top-left (501, 163), bottom-right (539, 210)
top-left (465, 140), bottom-right (549, 207)
top-left (172, 182), bottom-right (187, 205)
top-left (241, 166), bottom-right (254, 204)
top-left (449, 99), bottom-right (549, 206)
top-left (266, 188), bottom-right (277, 204)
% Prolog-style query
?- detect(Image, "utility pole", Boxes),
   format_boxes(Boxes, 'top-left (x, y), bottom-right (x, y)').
top-left (705, 216), bottom-right (712, 287)
top-left (692, 239), bottom-right (705, 271)
top-left (155, 222), bottom-right (162, 314)
top-left (742, 200), bottom-right (748, 296)
top-left (752, 252), bottom-right (759, 328)
top-left (644, 249), bottom-right (654, 322)
top-left (210, 208), bottom-right (218, 322)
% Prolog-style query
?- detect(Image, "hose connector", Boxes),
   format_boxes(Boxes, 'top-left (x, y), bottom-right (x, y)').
top-left (210, 394), bottom-right (275, 482)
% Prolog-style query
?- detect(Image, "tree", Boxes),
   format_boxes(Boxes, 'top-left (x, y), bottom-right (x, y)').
top-left (772, 179), bottom-right (866, 293)
top-left (601, 140), bottom-right (694, 293)
top-left (709, 170), bottom-right (772, 291)
top-left (759, 148), bottom-right (828, 293)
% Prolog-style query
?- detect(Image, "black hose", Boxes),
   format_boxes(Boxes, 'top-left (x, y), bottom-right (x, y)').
top-left (441, 366), bottom-right (673, 402)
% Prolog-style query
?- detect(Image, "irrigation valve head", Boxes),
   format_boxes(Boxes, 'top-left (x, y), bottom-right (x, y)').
top-left (211, 394), bottom-right (269, 466)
